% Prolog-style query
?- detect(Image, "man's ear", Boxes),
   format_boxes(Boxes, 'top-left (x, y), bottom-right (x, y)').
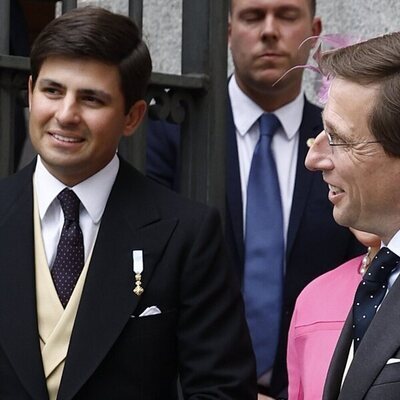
top-left (28, 76), bottom-right (33, 111)
top-left (311, 17), bottom-right (322, 41)
top-left (307, 17), bottom-right (322, 50)
top-left (122, 99), bottom-right (147, 137)
top-left (228, 15), bottom-right (232, 48)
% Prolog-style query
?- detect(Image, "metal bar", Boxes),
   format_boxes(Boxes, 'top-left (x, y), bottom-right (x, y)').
top-left (180, 0), bottom-right (228, 216)
top-left (0, 57), bottom-right (207, 91)
top-left (151, 72), bottom-right (208, 91)
top-left (128, 0), bottom-right (143, 33)
top-left (0, 0), bottom-right (13, 176)
top-left (0, 55), bottom-right (30, 71)
top-left (0, 0), bottom-right (10, 53)
top-left (62, 0), bottom-right (77, 14)
top-left (181, 0), bottom-right (210, 204)
top-left (0, 82), bottom-right (15, 176)
top-left (119, 1), bottom-right (144, 172)
top-left (205, 0), bottom-right (229, 216)
top-left (182, 1), bottom-right (208, 74)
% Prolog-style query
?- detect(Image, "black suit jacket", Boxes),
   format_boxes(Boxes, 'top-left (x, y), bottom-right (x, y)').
top-left (0, 158), bottom-right (256, 400)
top-left (146, 96), bottom-right (365, 397)
top-left (323, 270), bottom-right (400, 400)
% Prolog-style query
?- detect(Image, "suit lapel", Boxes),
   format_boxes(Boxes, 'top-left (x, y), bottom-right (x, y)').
top-left (58, 160), bottom-right (177, 400)
top-left (225, 98), bottom-right (244, 271)
top-left (0, 162), bottom-right (48, 400)
top-left (339, 273), bottom-right (400, 399)
top-left (323, 310), bottom-right (353, 400)
top-left (286, 99), bottom-right (323, 258)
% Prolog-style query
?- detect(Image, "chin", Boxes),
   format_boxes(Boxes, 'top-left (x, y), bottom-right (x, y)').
top-left (332, 208), bottom-right (353, 229)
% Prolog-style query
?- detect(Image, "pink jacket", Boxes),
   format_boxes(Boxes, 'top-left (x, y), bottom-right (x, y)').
top-left (287, 256), bottom-right (363, 400)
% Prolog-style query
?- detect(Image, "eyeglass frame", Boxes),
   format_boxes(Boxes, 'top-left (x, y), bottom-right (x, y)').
top-left (324, 130), bottom-right (382, 147)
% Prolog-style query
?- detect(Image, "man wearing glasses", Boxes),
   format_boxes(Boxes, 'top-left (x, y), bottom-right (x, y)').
top-left (306, 32), bottom-right (400, 400)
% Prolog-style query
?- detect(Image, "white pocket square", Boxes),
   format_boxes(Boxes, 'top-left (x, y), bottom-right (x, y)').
top-left (387, 358), bottom-right (400, 364)
top-left (137, 306), bottom-right (162, 317)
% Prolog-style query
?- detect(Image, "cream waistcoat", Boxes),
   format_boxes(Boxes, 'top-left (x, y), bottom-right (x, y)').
top-left (34, 191), bottom-right (94, 400)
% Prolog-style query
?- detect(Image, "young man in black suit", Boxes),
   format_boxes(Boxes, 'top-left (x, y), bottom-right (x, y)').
top-left (0, 7), bottom-right (256, 399)
top-left (146, 0), bottom-right (365, 398)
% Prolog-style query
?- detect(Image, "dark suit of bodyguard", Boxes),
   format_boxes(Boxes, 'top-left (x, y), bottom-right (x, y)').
top-left (147, 0), bottom-right (365, 397)
top-left (146, 92), bottom-right (364, 398)
top-left (0, 7), bottom-right (256, 399)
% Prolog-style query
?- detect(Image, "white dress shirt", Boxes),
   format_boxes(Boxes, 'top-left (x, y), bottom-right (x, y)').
top-left (228, 75), bottom-right (304, 247)
top-left (386, 231), bottom-right (400, 287)
top-left (34, 154), bottom-right (119, 268)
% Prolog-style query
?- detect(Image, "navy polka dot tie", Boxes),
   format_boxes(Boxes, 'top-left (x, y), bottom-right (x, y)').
top-left (51, 188), bottom-right (84, 308)
top-left (352, 247), bottom-right (400, 352)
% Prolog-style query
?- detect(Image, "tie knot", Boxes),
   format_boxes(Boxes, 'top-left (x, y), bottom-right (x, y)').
top-left (364, 247), bottom-right (400, 284)
top-left (57, 188), bottom-right (80, 221)
top-left (259, 113), bottom-right (280, 137)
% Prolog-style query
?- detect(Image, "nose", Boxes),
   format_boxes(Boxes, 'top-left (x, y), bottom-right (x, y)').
top-left (305, 130), bottom-right (334, 172)
top-left (260, 14), bottom-right (279, 41)
top-left (55, 95), bottom-right (81, 126)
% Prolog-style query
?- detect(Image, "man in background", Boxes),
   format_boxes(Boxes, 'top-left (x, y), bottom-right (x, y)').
top-left (147, 0), bottom-right (365, 397)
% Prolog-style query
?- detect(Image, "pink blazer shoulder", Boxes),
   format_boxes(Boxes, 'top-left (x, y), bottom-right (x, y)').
top-left (287, 255), bottom-right (364, 400)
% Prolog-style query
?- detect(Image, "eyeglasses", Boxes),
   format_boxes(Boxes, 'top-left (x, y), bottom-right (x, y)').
top-left (325, 131), bottom-right (381, 148)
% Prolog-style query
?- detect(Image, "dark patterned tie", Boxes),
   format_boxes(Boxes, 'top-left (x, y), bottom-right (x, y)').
top-left (51, 188), bottom-right (84, 308)
top-left (353, 247), bottom-right (400, 352)
top-left (244, 113), bottom-right (284, 376)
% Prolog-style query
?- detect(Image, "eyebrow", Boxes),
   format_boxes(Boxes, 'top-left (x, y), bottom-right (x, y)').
top-left (238, 4), bottom-right (301, 16)
top-left (79, 89), bottom-right (112, 104)
top-left (321, 111), bottom-right (346, 140)
top-left (322, 112), bottom-right (358, 146)
top-left (276, 5), bottom-right (302, 14)
top-left (38, 78), bottom-right (112, 104)
top-left (38, 79), bottom-right (62, 90)
top-left (322, 109), bottom-right (342, 136)
top-left (238, 7), bottom-right (263, 17)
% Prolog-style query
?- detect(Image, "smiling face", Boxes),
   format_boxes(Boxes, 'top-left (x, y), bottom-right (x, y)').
top-left (229, 0), bottom-right (321, 110)
top-left (305, 78), bottom-right (400, 243)
top-left (29, 56), bottom-right (146, 186)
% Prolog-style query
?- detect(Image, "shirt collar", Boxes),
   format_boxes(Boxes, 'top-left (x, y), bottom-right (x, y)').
top-left (386, 230), bottom-right (400, 257)
top-left (383, 230), bottom-right (400, 288)
top-left (34, 154), bottom-right (119, 224)
top-left (229, 73), bottom-right (305, 140)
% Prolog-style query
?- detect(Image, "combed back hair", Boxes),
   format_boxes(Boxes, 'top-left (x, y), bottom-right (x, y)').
top-left (319, 32), bottom-right (400, 157)
top-left (229, 0), bottom-right (317, 17)
top-left (30, 6), bottom-right (152, 114)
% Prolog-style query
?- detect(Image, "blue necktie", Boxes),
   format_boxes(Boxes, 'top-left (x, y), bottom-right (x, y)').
top-left (353, 247), bottom-right (399, 353)
top-left (51, 188), bottom-right (84, 308)
top-left (244, 113), bottom-right (284, 376)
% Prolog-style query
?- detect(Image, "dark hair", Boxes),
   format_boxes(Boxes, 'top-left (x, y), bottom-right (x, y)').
top-left (320, 32), bottom-right (400, 157)
top-left (229, 0), bottom-right (317, 17)
top-left (30, 7), bottom-right (152, 114)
